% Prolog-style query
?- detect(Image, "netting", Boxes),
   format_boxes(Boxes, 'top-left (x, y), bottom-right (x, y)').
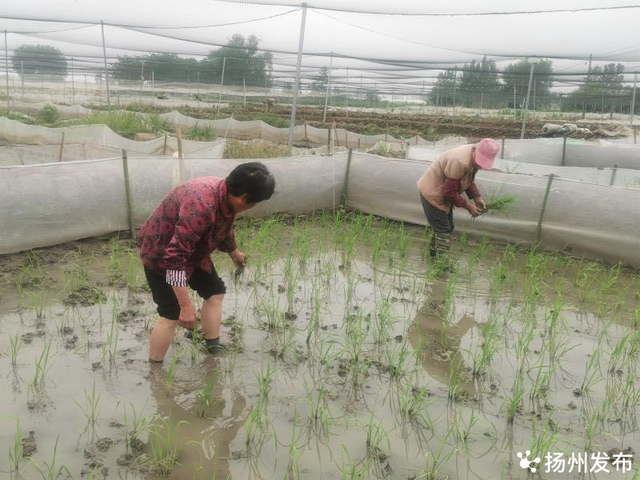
top-left (346, 153), bottom-right (640, 266)
top-left (0, 116), bottom-right (226, 160)
top-left (0, 154), bottom-right (346, 254)
top-left (1, 151), bottom-right (638, 267)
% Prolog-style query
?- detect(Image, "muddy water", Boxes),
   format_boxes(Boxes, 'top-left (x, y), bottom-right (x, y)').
top-left (0, 218), bottom-right (638, 479)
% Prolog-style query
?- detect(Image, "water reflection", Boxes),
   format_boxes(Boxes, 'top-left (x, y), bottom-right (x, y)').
top-left (147, 357), bottom-right (247, 479)
top-left (409, 277), bottom-right (477, 399)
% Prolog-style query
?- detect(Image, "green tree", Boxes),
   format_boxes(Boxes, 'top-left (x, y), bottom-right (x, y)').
top-left (565, 63), bottom-right (627, 113)
top-left (502, 59), bottom-right (554, 107)
top-left (312, 66), bottom-right (329, 92)
top-left (112, 53), bottom-right (199, 82)
top-left (11, 45), bottom-right (67, 79)
top-left (202, 34), bottom-right (273, 87)
top-left (430, 69), bottom-right (457, 106)
top-left (458, 56), bottom-right (501, 107)
top-left (365, 90), bottom-right (380, 104)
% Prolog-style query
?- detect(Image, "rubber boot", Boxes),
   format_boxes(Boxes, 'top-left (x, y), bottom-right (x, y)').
top-left (432, 232), bottom-right (452, 271)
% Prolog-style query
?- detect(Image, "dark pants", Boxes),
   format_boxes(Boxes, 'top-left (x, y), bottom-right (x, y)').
top-left (420, 195), bottom-right (454, 233)
top-left (420, 195), bottom-right (453, 257)
top-left (144, 267), bottom-right (226, 320)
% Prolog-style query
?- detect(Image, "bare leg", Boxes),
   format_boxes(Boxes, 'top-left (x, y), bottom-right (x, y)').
top-left (201, 294), bottom-right (224, 340)
top-left (149, 317), bottom-right (178, 361)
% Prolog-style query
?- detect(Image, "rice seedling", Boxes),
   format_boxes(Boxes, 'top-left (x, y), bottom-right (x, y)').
top-left (450, 406), bottom-right (480, 449)
top-left (447, 356), bottom-right (465, 402)
top-left (32, 338), bottom-right (52, 388)
top-left (195, 373), bottom-right (219, 417)
top-left (469, 315), bottom-right (501, 378)
top-left (340, 446), bottom-right (371, 479)
top-left (118, 401), bottom-right (154, 452)
top-left (483, 194), bottom-right (518, 213)
top-left (75, 380), bottom-right (101, 428)
top-left (383, 342), bottom-right (414, 380)
top-left (256, 362), bottom-right (275, 406)
top-left (528, 419), bottom-right (560, 463)
top-left (30, 436), bottom-right (71, 480)
top-left (302, 380), bottom-right (333, 441)
top-left (8, 333), bottom-right (22, 368)
top-left (364, 412), bottom-right (390, 460)
top-left (504, 373), bottom-right (525, 424)
top-left (102, 299), bottom-right (120, 367)
top-left (148, 416), bottom-right (189, 476)
top-left (27, 288), bottom-right (49, 319)
top-left (418, 431), bottom-right (455, 479)
top-left (166, 349), bottom-right (184, 396)
top-left (396, 384), bottom-right (433, 428)
top-left (285, 423), bottom-right (303, 480)
top-left (580, 349), bottom-right (602, 395)
top-left (7, 416), bottom-right (22, 473)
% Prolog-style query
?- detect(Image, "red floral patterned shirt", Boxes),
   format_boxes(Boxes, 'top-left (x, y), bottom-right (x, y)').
top-left (137, 177), bottom-right (237, 286)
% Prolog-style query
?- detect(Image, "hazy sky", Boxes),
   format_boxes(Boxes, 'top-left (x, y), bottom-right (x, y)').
top-left (2, 0), bottom-right (640, 92)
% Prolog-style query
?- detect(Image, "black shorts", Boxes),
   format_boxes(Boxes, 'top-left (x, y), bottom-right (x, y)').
top-left (420, 194), bottom-right (454, 234)
top-left (144, 267), bottom-right (226, 320)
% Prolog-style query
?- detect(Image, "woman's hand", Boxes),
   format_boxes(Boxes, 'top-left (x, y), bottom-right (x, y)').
top-left (474, 196), bottom-right (487, 212)
top-left (465, 203), bottom-right (482, 217)
top-left (229, 249), bottom-right (247, 270)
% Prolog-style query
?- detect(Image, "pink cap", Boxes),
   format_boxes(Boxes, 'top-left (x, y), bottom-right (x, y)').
top-left (474, 138), bottom-right (499, 170)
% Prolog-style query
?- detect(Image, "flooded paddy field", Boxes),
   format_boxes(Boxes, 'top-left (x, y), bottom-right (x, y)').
top-left (0, 212), bottom-right (638, 479)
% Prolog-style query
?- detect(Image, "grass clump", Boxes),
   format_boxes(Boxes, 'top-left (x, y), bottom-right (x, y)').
top-left (224, 139), bottom-right (288, 159)
top-left (256, 113), bottom-right (290, 128)
top-left (37, 104), bottom-right (61, 124)
top-left (184, 123), bottom-right (216, 141)
top-left (67, 112), bottom-right (171, 139)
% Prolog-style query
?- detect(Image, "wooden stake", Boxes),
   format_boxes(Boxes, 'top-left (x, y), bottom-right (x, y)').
top-left (58, 132), bottom-right (65, 162)
top-left (121, 150), bottom-right (136, 238)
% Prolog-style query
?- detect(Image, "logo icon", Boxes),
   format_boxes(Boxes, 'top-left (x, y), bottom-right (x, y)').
top-left (517, 451), bottom-right (541, 472)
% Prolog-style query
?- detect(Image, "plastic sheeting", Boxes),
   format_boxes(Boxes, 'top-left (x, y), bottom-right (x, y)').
top-left (409, 139), bottom-right (640, 170)
top-left (0, 155), bottom-right (346, 254)
top-left (8, 101), bottom-right (93, 119)
top-left (346, 153), bottom-right (640, 267)
top-left (0, 117), bottom-right (226, 159)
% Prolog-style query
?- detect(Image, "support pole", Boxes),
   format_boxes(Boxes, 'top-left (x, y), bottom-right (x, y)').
top-left (217, 57), bottom-right (226, 116)
top-left (520, 59), bottom-right (537, 139)
top-left (452, 67), bottom-right (457, 117)
top-left (58, 132), bottom-right (65, 162)
top-left (288, 3), bottom-right (308, 155)
top-left (536, 174), bottom-right (555, 244)
top-left (71, 57), bottom-right (75, 102)
top-left (121, 150), bottom-right (136, 239)
top-left (630, 73), bottom-right (637, 127)
top-left (500, 137), bottom-right (505, 159)
top-left (340, 148), bottom-right (353, 208)
top-left (243, 77), bottom-right (246, 107)
top-left (610, 164), bottom-right (618, 186)
top-left (4, 30), bottom-right (9, 110)
top-left (323, 53), bottom-right (333, 123)
top-left (21, 60), bottom-right (24, 99)
top-left (100, 21), bottom-right (111, 110)
top-left (561, 136), bottom-right (567, 166)
top-left (345, 67), bottom-right (349, 118)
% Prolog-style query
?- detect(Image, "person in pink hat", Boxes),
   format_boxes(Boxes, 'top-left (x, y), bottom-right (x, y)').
top-left (416, 138), bottom-right (499, 259)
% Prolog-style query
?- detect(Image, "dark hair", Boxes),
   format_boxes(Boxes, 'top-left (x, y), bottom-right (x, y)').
top-left (225, 162), bottom-right (275, 203)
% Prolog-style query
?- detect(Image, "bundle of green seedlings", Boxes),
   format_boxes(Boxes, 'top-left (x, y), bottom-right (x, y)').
top-left (483, 194), bottom-right (518, 213)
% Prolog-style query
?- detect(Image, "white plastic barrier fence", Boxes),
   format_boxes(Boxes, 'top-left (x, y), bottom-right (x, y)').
top-left (0, 117), bottom-right (226, 157)
top-left (0, 155), bottom-right (347, 254)
top-left (408, 138), bottom-right (640, 170)
top-left (345, 154), bottom-right (640, 267)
